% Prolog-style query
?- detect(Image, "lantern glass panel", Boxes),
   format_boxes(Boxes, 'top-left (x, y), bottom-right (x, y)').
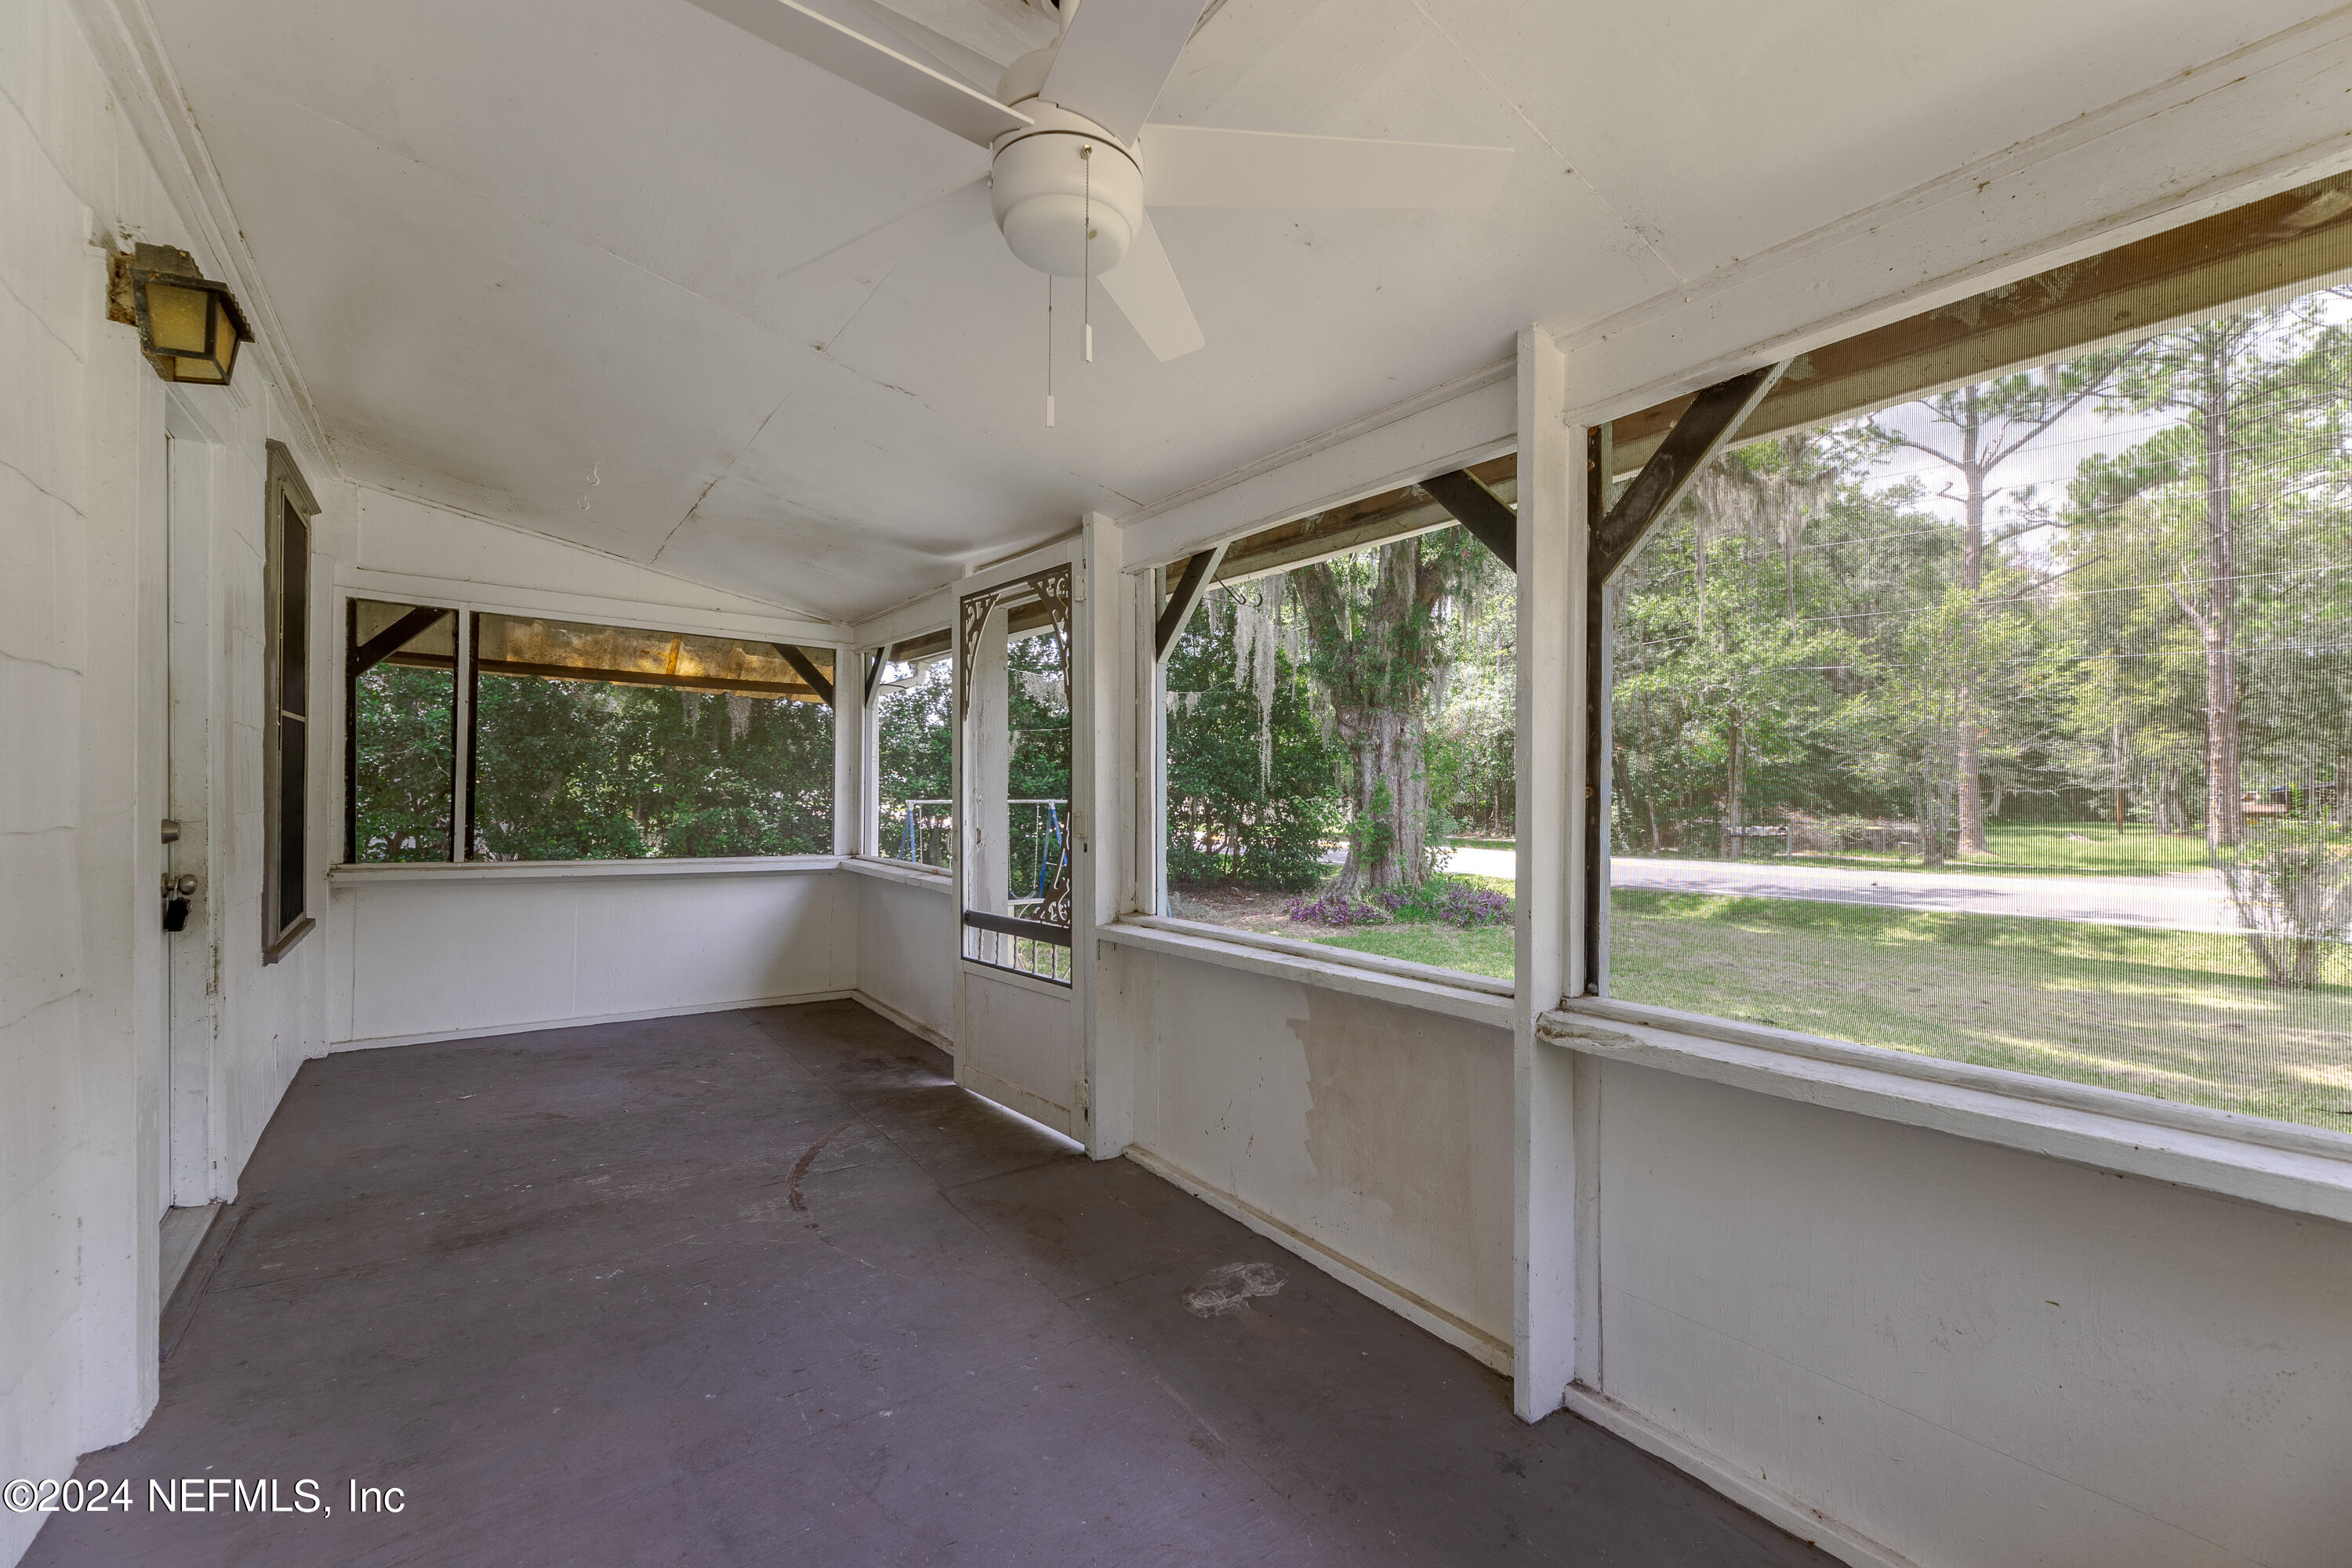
top-left (144, 279), bottom-right (212, 355)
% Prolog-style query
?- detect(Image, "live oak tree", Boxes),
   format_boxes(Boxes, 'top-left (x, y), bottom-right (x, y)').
top-left (1290, 525), bottom-right (1493, 897)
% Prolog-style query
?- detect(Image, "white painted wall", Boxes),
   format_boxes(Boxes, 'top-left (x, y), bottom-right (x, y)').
top-left (1121, 949), bottom-right (1515, 1367)
top-left (849, 864), bottom-right (956, 1050)
top-left (325, 865), bottom-right (854, 1051)
top-left (2, 2), bottom-right (332, 1559)
top-left (317, 484), bottom-right (857, 1053)
top-left (1590, 1061), bottom-right (2352, 1566)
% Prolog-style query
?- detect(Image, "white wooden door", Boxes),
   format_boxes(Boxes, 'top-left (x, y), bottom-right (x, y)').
top-left (952, 564), bottom-right (1085, 1138)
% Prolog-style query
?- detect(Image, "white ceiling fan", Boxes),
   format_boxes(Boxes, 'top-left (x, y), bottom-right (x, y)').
top-left (687, 0), bottom-right (1514, 363)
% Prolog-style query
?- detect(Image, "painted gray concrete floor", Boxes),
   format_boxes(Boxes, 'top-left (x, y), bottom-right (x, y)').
top-left (27, 1001), bottom-right (1829, 1566)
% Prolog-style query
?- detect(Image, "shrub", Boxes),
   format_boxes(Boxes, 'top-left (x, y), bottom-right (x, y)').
top-left (1374, 875), bottom-right (1514, 927)
top-left (2220, 822), bottom-right (2352, 988)
top-left (1285, 892), bottom-right (1392, 927)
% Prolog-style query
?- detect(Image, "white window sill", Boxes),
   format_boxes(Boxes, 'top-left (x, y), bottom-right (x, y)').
top-left (1543, 996), bottom-right (2352, 1226)
top-left (1099, 916), bottom-right (1514, 1031)
top-left (328, 855), bottom-right (844, 885)
top-left (841, 855), bottom-right (954, 890)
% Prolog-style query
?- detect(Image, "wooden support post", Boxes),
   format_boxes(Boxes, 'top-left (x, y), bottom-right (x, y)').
top-left (1514, 325), bottom-right (1581, 1422)
top-left (1077, 515), bottom-right (1137, 1157)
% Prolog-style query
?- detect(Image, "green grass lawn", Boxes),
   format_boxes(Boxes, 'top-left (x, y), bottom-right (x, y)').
top-left (1446, 822), bottom-right (2214, 877)
top-left (1309, 880), bottom-right (2352, 1130)
top-left (1316, 922), bottom-right (1517, 978)
top-left (1775, 822), bottom-right (2213, 878)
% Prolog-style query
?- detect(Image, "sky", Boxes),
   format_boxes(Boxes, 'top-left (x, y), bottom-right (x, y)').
top-left (1853, 288), bottom-right (2352, 568)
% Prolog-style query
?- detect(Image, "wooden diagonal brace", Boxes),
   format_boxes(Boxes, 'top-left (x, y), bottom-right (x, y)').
top-left (1420, 469), bottom-right (1516, 572)
top-left (1592, 360), bottom-right (1788, 585)
top-left (1153, 541), bottom-right (1227, 662)
top-left (774, 643), bottom-right (836, 707)
top-left (347, 605), bottom-right (453, 677)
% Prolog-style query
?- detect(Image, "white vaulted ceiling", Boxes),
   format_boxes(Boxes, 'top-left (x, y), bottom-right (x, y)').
top-left (140, 0), bottom-right (2336, 620)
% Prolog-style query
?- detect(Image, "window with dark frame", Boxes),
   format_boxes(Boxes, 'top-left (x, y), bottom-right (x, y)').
top-left (263, 441), bottom-right (318, 960)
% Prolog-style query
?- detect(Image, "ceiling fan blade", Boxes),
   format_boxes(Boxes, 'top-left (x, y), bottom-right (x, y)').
top-left (684, 0), bottom-right (1030, 147)
top-left (1098, 210), bottom-right (1204, 361)
top-left (1039, 0), bottom-right (1206, 143)
top-left (1142, 125), bottom-right (1512, 208)
top-left (787, 176), bottom-right (994, 286)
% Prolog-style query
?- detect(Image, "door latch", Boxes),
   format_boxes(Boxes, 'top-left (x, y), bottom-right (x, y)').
top-left (162, 871), bottom-right (197, 933)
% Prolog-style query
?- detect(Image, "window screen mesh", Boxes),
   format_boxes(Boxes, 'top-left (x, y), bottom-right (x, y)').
top-left (1160, 459), bottom-right (1519, 984)
top-left (348, 598), bottom-right (456, 862)
top-left (1606, 290), bottom-right (2352, 1129)
top-left (468, 613), bottom-right (833, 861)
top-left (876, 650), bottom-right (952, 869)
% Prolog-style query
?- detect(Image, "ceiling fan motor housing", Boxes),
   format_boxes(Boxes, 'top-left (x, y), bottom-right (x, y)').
top-left (990, 103), bottom-right (1142, 278)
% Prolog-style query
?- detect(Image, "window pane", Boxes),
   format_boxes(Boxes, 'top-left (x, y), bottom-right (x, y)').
top-left (1606, 291), bottom-right (2352, 1130)
top-left (960, 570), bottom-right (1073, 982)
top-left (348, 599), bottom-right (456, 862)
top-left (278, 502), bottom-right (308, 717)
top-left (876, 650), bottom-right (952, 868)
top-left (1161, 462), bottom-right (1519, 985)
top-left (278, 715), bottom-right (306, 923)
top-left (468, 613), bottom-right (833, 861)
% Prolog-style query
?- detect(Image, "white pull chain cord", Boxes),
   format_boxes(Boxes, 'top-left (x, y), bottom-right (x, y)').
top-left (1044, 271), bottom-right (1054, 427)
top-left (1081, 143), bottom-right (1094, 363)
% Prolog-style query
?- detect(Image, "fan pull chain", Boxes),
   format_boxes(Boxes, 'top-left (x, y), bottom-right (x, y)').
top-left (1044, 272), bottom-right (1054, 427)
top-left (1080, 143), bottom-right (1094, 363)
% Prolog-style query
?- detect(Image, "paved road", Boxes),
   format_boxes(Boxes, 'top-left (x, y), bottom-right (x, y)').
top-left (1432, 844), bottom-right (2241, 934)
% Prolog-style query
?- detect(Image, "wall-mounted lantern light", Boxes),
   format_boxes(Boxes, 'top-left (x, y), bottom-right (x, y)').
top-left (107, 242), bottom-right (252, 387)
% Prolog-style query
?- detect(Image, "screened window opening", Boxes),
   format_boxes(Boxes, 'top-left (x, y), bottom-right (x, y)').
top-left (873, 633), bottom-right (952, 869)
top-left (1604, 285), bottom-right (2352, 1131)
top-left (960, 568), bottom-right (1073, 983)
top-left (466, 615), bottom-right (834, 860)
top-left (343, 607), bottom-right (837, 865)
top-left (1160, 456), bottom-right (1519, 985)
top-left (347, 599), bottom-right (457, 862)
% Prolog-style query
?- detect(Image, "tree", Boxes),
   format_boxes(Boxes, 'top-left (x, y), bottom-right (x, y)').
top-left (469, 674), bottom-right (831, 860)
top-left (351, 665), bottom-right (456, 860)
top-left (877, 657), bottom-right (952, 864)
top-left (2067, 302), bottom-right (2347, 848)
top-left (1867, 354), bottom-right (2132, 852)
top-left (1164, 585), bottom-right (1338, 891)
top-left (1835, 579), bottom-right (2042, 866)
top-left (1290, 527), bottom-right (1491, 896)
